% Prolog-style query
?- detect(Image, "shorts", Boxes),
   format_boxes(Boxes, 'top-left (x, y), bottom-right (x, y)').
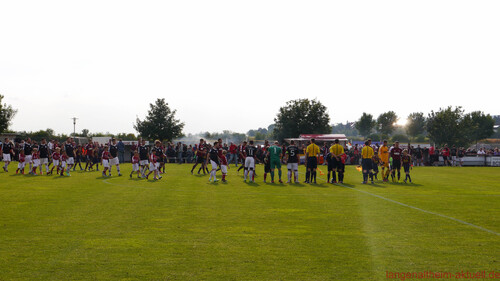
top-left (139, 160), bottom-right (149, 166)
top-left (210, 160), bottom-right (218, 170)
top-left (442, 156), bottom-right (448, 161)
top-left (33, 159), bottom-right (40, 167)
top-left (132, 163), bottom-right (139, 171)
top-left (392, 159), bottom-right (401, 170)
top-left (380, 161), bottom-right (390, 168)
top-left (372, 162), bottom-right (379, 172)
top-left (53, 160), bottom-right (60, 166)
top-left (264, 161), bottom-right (271, 173)
top-left (307, 157), bottom-right (317, 169)
top-left (221, 165), bottom-right (228, 174)
top-left (149, 162), bottom-right (159, 172)
top-left (25, 155), bottom-right (32, 163)
top-left (327, 158), bottom-right (337, 171)
top-left (452, 156), bottom-right (457, 161)
top-left (3, 153), bottom-right (11, 162)
top-left (61, 161), bottom-right (67, 168)
top-left (196, 156), bottom-right (205, 164)
top-left (287, 162), bottom-right (299, 171)
top-left (66, 157), bottom-right (75, 165)
top-left (403, 163), bottom-right (410, 173)
top-left (270, 158), bottom-right (281, 169)
top-left (18, 162), bottom-right (25, 169)
top-left (109, 157), bottom-right (119, 166)
top-left (102, 159), bottom-right (109, 168)
top-left (245, 157), bottom-right (255, 169)
top-left (337, 163), bottom-right (345, 173)
top-left (40, 158), bottom-right (49, 165)
top-left (361, 158), bottom-right (372, 171)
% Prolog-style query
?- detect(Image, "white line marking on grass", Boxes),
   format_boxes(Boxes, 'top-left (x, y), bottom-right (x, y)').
top-left (300, 172), bottom-right (500, 236)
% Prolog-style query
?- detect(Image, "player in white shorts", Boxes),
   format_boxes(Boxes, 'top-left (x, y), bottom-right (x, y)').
top-left (146, 153), bottom-right (161, 180)
top-left (49, 147), bottom-right (62, 175)
top-left (130, 151), bottom-right (141, 178)
top-left (31, 148), bottom-right (40, 175)
top-left (16, 150), bottom-right (26, 174)
top-left (101, 145), bottom-right (111, 177)
top-left (244, 140), bottom-right (257, 182)
top-left (206, 142), bottom-right (220, 182)
top-left (1, 138), bottom-right (14, 172)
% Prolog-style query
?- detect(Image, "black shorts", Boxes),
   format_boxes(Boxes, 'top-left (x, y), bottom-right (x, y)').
top-left (264, 161), bottom-right (271, 173)
top-left (372, 162), bottom-right (379, 172)
top-left (362, 159), bottom-right (372, 171)
top-left (337, 163), bottom-right (345, 173)
top-left (442, 156), bottom-right (448, 161)
top-left (403, 163), bottom-right (410, 173)
top-left (307, 157), bottom-right (317, 169)
top-left (196, 156), bottom-right (205, 164)
top-left (327, 158), bottom-right (337, 171)
top-left (392, 159), bottom-right (401, 170)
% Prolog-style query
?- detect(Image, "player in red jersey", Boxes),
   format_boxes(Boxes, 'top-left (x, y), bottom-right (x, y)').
top-left (390, 141), bottom-right (403, 182)
top-left (130, 151), bottom-right (141, 178)
top-left (237, 141), bottom-right (247, 172)
top-left (84, 142), bottom-right (94, 171)
top-left (31, 148), bottom-right (40, 175)
top-left (191, 139), bottom-right (208, 175)
top-left (16, 150), bottom-right (26, 174)
top-left (60, 151), bottom-right (68, 176)
top-left (220, 150), bottom-right (229, 182)
top-left (146, 152), bottom-right (161, 180)
top-left (101, 145), bottom-right (111, 177)
top-left (49, 147), bottom-right (61, 175)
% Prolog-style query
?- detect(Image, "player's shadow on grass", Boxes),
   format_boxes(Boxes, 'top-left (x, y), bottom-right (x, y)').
top-left (387, 182), bottom-right (423, 187)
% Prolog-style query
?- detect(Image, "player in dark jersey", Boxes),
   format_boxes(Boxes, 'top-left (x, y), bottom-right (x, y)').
top-left (207, 142), bottom-right (220, 182)
top-left (402, 149), bottom-right (412, 183)
top-left (138, 139), bottom-right (149, 178)
top-left (191, 139), bottom-right (208, 175)
top-left (237, 141), bottom-right (247, 172)
top-left (152, 140), bottom-right (165, 174)
top-left (1, 138), bottom-right (14, 172)
top-left (85, 142), bottom-right (94, 171)
top-left (109, 138), bottom-right (122, 176)
top-left (263, 144), bottom-right (271, 183)
top-left (390, 141), bottom-right (403, 182)
top-left (38, 139), bottom-right (50, 175)
top-left (371, 153), bottom-right (380, 180)
top-left (285, 140), bottom-right (300, 183)
top-left (244, 140), bottom-right (257, 182)
top-left (23, 138), bottom-right (34, 173)
top-left (64, 138), bottom-right (75, 176)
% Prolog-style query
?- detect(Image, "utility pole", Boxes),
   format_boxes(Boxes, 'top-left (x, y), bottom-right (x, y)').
top-left (71, 117), bottom-right (78, 136)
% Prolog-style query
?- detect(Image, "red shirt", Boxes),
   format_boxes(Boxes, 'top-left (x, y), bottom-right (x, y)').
top-left (229, 144), bottom-right (237, 154)
top-left (61, 154), bottom-right (68, 162)
top-left (102, 151), bottom-right (110, 160)
top-left (32, 152), bottom-right (40, 160)
top-left (132, 156), bottom-right (139, 164)
top-left (217, 146), bottom-right (224, 158)
top-left (150, 154), bottom-right (158, 164)
top-left (19, 154), bottom-right (25, 163)
top-left (220, 155), bottom-right (228, 166)
top-left (52, 152), bottom-right (60, 161)
top-left (442, 148), bottom-right (450, 157)
top-left (196, 143), bottom-right (206, 157)
top-left (391, 147), bottom-right (403, 161)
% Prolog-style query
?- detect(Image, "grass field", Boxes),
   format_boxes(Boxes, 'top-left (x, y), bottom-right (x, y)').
top-left (0, 163), bottom-right (499, 280)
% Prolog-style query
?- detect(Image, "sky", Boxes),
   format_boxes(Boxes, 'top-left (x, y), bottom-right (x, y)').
top-left (1, 0), bottom-right (499, 136)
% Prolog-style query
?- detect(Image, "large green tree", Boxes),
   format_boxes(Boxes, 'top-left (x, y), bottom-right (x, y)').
top-left (461, 111), bottom-right (494, 145)
top-left (405, 112), bottom-right (426, 140)
top-left (134, 98), bottom-right (184, 141)
top-left (376, 111), bottom-right (398, 136)
top-left (427, 106), bottom-right (464, 146)
top-left (355, 113), bottom-right (376, 138)
top-left (0, 95), bottom-right (17, 134)
top-left (273, 99), bottom-right (330, 141)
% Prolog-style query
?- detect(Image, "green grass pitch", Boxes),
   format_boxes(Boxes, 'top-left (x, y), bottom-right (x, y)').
top-left (0, 163), bottom-right (499, 280)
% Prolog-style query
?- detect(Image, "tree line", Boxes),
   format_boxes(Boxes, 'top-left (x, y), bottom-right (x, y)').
top-left (1, 96), bottom-right (498, 148)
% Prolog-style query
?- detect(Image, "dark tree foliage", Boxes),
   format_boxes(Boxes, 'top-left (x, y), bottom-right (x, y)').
top-left (134, 98), bottom-right (184, 141)
top-left (273, 99), bottom-right (330, 142)
top-left (0, 95), bottom-right (17, 134)
top-left (461, 111), bottom-right (494, 144)
top-left (406, 112), bottom-right (426, 140)
top-left (355, 113), bottom-right (376, 138)
top-left (376, 111), bottom-right (398, 136)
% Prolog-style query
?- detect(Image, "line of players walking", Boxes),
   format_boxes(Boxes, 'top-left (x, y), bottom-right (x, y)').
top-left (1, 136), bottom-right (414, 184)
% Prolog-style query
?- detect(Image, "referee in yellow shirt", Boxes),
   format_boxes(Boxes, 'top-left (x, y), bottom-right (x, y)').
top-left (305, 138), bottom-right (320, 184)
top-left (361, 140), bottom-right (375, 184)
top-left (328, 139), bottom-right (345, 184)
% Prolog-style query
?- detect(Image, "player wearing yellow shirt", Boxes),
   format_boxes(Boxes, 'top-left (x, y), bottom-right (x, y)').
top-left (361, 140), bottom-right (374, 184)
top-left (328, 139), bottom-right (345, 184)
top-left (378, 140), bottom-right (390, 182)
top-left (305, 139), bottom-right (320, 184)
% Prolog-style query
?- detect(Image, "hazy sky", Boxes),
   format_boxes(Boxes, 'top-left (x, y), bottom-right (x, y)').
top-left (1, 1), bottom-right (499, 136)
